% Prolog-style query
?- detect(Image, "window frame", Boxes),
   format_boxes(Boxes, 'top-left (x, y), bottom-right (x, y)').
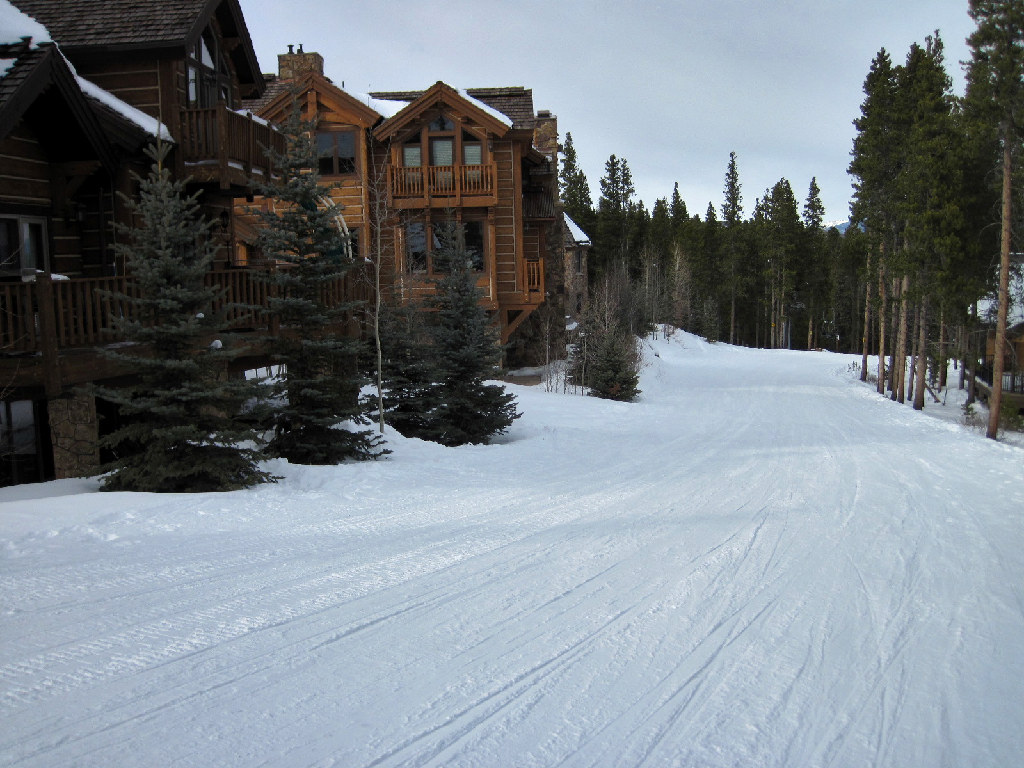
top-left (0, 214), bottom-right (49, 278)
top-left (316, 128), bottom-right (359, 177)
top-left (402, 215), bottom-right (486, 276)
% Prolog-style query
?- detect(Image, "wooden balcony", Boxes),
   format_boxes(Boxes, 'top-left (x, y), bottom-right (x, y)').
top-left (0, 267), bottom-right (371, 396)
top-left (388, 163), bottom-right (497, 208)
top-left (178, 105), bottom-right (286, 190)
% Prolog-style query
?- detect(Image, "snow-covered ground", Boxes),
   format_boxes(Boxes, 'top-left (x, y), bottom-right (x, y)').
top-left (2, 331), bottom-right (1023, 767)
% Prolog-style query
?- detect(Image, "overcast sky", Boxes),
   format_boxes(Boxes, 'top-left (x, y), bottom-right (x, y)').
top-left (239, 0), bottom-right (977, 226)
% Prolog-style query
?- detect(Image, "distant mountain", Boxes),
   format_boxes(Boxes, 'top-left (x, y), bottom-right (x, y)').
top-left (825, 219), bottom-right (852, 233)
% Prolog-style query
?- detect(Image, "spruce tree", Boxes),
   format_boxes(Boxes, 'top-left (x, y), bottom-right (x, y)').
top-left (421, 223), bottom-right (520, 446)
top-left (255, 104), bottom-right (385, 464)
top-left (967, 0), bottom-right (1024, 438)
top-left (721, 152), bottom-right (744, 344)
top-left (559, 132), bottom-right (594, 231)
top-left (97, 142), bottom-right (270, 492)
top-left (377, 300), bottom-right (438, 440)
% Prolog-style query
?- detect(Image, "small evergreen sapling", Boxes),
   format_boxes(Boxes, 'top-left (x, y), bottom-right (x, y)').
top-left (96, 142), bottom-right (270, 492)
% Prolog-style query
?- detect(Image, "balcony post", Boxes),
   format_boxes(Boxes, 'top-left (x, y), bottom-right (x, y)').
top-left (217, 103), bottom-right (230, 190)
top-left (34, 273), bottom-right (63, 397)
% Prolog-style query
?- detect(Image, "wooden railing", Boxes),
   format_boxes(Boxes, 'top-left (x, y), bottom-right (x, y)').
top-left (978, 363), bottom-right (1024, 394)
top-left (526, 259), bottom-right (543, 294)
top-left (179, 106), bottom-right (286, 184)
top-left (1, 266), bottom-right (372, 359)
top-left (388, 163), bottom-right (496, 200)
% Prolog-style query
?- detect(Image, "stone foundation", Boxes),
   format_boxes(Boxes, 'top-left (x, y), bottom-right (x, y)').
top-left (48, 394), bottom-right (100, 479)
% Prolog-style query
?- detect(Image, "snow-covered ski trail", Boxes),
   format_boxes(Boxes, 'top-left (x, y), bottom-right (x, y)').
top-left (2, 332), bottom-right (1022, 767)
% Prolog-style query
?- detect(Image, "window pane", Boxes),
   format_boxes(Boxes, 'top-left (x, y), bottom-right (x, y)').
top-left (430, 138), bottom-right (453, 167)
top-left (25, 221), bottom-right (45, 271)
top-left (430, 114), bottom-right (454, 131)
top-left (336, 131), bottom-right (356, 174)
top-left (402, 145), bottom-right (422, 167)
top-left (464, 221), bottom-right (484, 271)
top-left (187, 65), bottom-right (199, 105)
top-left (405, 222), bottom-right (426, 272)
top-left (317, 133), bottom-right (336, 175)
top-left (463, 143), bottom-right (482, 165)
top-left (0, 218), bottom-right (18, 271)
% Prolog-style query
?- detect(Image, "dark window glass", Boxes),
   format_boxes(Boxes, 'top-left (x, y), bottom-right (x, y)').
top-left (405, 222), bottom-right (427, 272)
top-left (464, 221), bottom-right (484, 271)
top-left (317, 131), bottom-right (356, 176)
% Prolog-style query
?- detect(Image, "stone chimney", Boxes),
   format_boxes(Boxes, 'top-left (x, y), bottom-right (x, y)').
top-left (278, 44), bottom-right (324, 80)
top-left (532, 109), bottom-right (558, 164)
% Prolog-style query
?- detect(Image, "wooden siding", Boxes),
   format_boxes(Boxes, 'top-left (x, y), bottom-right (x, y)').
top-left (0, 128), bottom-right (51, 206)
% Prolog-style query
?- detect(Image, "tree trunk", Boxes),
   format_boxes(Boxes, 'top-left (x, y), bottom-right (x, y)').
top-left (894, 274), bottom-right (909, 403)
top-left (913, 298), bottom-right (928, 410)
top-left (861, 253), bottom-right (873, 381)
top-left (987, 139), bottom-right (1012, 440)
top-left (877, 258), bottom-right (887, 394)
top-left (907, 297), bottom-right (920, 404)
top-left (938, 312), bottom-right (947, 390)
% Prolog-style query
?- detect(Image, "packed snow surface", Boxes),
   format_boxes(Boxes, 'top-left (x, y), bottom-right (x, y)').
top-left (2, 331), bottom-right (1023, 767)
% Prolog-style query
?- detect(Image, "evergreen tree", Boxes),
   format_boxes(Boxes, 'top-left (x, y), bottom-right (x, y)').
top-left (255, 104), bottom-right (385, 464)
top-left (421, 223), bottom-right (520, 446)
top-left (97, 143), bottom-right (269, 492)
top-left (967, 0), bottom-right (1024, 437)
top-left (377, 300), bottom-right (437, 439)
top-left (570, 271), bottom-right (642, 401)
top-left (594, 154), bottom-right (637, 276)
top-left (721, 152), bottom-right (744, 343)
top-left (800, 177), bottom-right (829, 349)
top-left (559, 132), bottom-right (594, 231)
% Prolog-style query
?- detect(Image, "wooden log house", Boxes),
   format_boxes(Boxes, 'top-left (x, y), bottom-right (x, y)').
top-left (0, 6), bottom-right (563, 488)
top-left (0, 0), bottom-right (297, 485)
top-left (244, 48), bottom-right (560, 350)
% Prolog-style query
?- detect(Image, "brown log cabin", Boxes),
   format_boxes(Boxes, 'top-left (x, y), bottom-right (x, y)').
top-left (0, 0), bottom-right (296, 485)
top-left (241, 48), bottom-right (560, 350)
top-left (0, 8), bottom-right (563, 487)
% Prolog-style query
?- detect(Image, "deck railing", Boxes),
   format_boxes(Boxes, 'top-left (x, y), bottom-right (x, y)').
top-left (977, 363), bottom-right (1024, 394)
top-left (0, 266), bottom-right (371, 358)
top-left (389, 163), bottom-right (496, 200)
top-left (179, 106), bottom-right (285, 183)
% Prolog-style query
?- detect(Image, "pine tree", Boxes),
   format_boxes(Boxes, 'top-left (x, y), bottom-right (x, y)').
top-left (96, 142), bottom-right (270, 492)
top-left (255, 103), bottom-right (385, 464)
top-left (595, 154), bottom-right (637, 276)
top-left (420, 223), bottom-right (520, 446)
top-left (967, 0), bottom-right (1024, 438)
top-left (721, 152), bottom-right (744, 344)
top-left (570, 272), bottom-right (642, 401)
top-left (559, 132), bottom-right (594, 231)
top-left (377, 300), bottom-right (438, 439)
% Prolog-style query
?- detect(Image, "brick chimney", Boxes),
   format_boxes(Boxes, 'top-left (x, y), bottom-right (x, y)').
top-left (278, 44), bottom-right (324, 80)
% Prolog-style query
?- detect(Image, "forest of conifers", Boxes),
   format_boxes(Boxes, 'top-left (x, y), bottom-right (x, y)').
top-left (560, 1), bottom-right (1021, 431)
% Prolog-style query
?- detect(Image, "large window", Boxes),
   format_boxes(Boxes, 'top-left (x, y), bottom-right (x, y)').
top-left (404, 217), bottom-right (485, 275)
top-left (317, 130), bottom-right (357, 176)
top-left (186, 28), bottom-right (232, 108)
top-left (0, 215), bottom-right (47, 277)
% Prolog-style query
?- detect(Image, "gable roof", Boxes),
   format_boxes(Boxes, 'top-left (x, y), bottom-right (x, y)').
top-left (371, 81), bottom-right (514, 142)
top-left (10, 0), bottom-right (265, 96)
top-left (0, 42), bottom-right (119, 168)
top-left (370, 85), bottom-right (536, 131)
top-left (251, 70), bottom-right (382, 128)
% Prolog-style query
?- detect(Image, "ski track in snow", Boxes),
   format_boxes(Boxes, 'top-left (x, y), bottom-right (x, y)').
top-left (2, 332), bottom-right (1023, 767)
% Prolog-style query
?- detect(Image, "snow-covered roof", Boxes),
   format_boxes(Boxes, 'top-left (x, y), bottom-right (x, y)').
top-left (564, 213), bottom-right (591, 245)
top-left (457, 88), bottom-right (512, 128)
top-left (350, 91), bottom-right (404, 120)
top-left (0, 0), bottom-right (51, 46)
top-left (0, 0), bottom-right (171, 141)
top-left (76, 72), bottom-right (173, 141)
